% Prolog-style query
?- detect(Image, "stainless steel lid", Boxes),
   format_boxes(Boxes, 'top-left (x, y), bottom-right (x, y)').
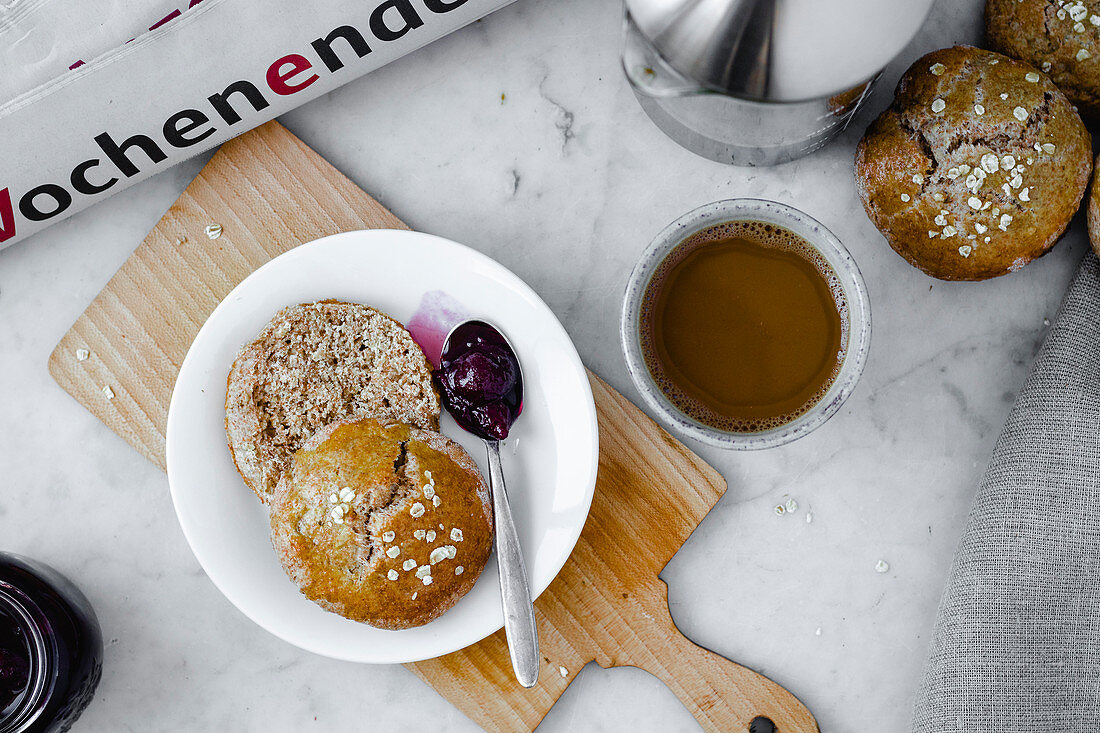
top-left (624, 0), bottom-right (777, 98)
top-left (623, 0), bottom-right (937, 101)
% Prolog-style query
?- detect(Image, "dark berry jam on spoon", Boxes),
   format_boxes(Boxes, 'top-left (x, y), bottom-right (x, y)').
top-left (435, 320), bottom-right (537, 687)
top-left (435, 321), bottom-right (523, 441)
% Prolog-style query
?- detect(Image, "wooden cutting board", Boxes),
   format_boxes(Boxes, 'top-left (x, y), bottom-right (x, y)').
top-left (47, 121), bottom-right (818, 733)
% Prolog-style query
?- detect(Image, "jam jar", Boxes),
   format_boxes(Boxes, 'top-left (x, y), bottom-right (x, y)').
top-left (0, 554), bottom-right (102, 733)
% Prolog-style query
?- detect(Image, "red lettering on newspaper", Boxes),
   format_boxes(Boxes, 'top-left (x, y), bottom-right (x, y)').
top-left (0, 189), bottom-right (15, 243)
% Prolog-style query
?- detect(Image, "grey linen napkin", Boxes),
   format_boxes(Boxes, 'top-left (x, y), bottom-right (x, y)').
top-left (912, 252), bottom-right (1100, 731)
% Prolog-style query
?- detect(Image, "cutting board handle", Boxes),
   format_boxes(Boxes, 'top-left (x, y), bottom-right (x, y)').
top-left (625, 581), bottom-right (819, 733)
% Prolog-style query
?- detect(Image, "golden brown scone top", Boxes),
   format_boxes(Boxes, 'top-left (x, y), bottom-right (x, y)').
top-left (987, 0), bottom-right (1100, 118)
top-left (856, 46), bottom-right (1091, 281)
top-left (269, 417), bottom-right (493, 630)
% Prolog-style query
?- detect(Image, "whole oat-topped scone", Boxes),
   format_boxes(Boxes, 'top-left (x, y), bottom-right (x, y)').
top-left (855, 45), bottom-right (1091, 281)
top-left (1086, 155), bottom-right (1100, 256)
top-left (225, 301), bottom-right (440, 502)
top-left (269, 416), bottom-right (493, 629)
top-left (987, 0), bottom-right (1100, 119)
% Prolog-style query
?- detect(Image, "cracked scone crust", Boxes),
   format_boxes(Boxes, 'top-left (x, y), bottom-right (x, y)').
top-left (986, 0), bottom-right (1100, 119)
top-left (225, 301), bottom-right (441, 502)
top-left (269, 417), bottom-right (493, 630)
top-left (855, 45), bottom-right (1091, 281)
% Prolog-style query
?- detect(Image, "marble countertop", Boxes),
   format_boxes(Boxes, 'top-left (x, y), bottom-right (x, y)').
top-left (0, 0), bottom-right (1088, 730)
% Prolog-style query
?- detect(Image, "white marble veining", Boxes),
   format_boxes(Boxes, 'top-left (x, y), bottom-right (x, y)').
top-left (0, 0), bottom-right (1088, 730)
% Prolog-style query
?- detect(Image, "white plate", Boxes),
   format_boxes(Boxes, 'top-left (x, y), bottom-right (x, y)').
top-left (166, 230), bottom-right (598, 664)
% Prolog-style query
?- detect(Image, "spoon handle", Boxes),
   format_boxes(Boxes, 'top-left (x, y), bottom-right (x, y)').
top-left (485, 439), bottom-right (540, 688)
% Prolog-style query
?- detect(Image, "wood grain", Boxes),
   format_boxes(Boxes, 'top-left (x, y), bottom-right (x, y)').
top-left (48, 121), bottom-right (407, 469)
top-left (410, 375), bottom-right (818, 732)
top-left (48, 120), bottom-right (818, 733)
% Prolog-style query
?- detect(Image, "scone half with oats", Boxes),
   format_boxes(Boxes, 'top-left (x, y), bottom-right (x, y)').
top-left (855, 45), bottom-right (1091, 281)
top-left (225, 301), bottom-right (440, 502)
top-left (268, 416), bottom-right (493, 629)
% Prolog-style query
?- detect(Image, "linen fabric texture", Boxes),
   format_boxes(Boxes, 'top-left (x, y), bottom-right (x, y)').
top-left (912, 253), bottom-right (1100, 731)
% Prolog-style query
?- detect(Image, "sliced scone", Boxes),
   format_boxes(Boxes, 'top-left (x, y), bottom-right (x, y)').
top-left (225, 301), bottom-right (440, 502)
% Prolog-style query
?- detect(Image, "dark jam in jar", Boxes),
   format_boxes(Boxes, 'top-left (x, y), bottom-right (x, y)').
top-left (434, 321), bottom-right (523, 441)
top-left (0, 554), bottom-right (102, 733)
top-left (0, 609), bottom-right (31, 722)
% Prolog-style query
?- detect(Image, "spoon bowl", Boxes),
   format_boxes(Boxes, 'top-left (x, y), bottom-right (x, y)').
top-left (438, 320), bottom-right (524, 441)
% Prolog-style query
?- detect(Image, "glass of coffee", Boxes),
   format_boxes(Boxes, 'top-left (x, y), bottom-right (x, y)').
top-left (620, 199), bottom-right (871, 449)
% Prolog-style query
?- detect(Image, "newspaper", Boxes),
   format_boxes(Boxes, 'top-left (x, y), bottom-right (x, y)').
top-left (0, 0), bottom-right (515, 249)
